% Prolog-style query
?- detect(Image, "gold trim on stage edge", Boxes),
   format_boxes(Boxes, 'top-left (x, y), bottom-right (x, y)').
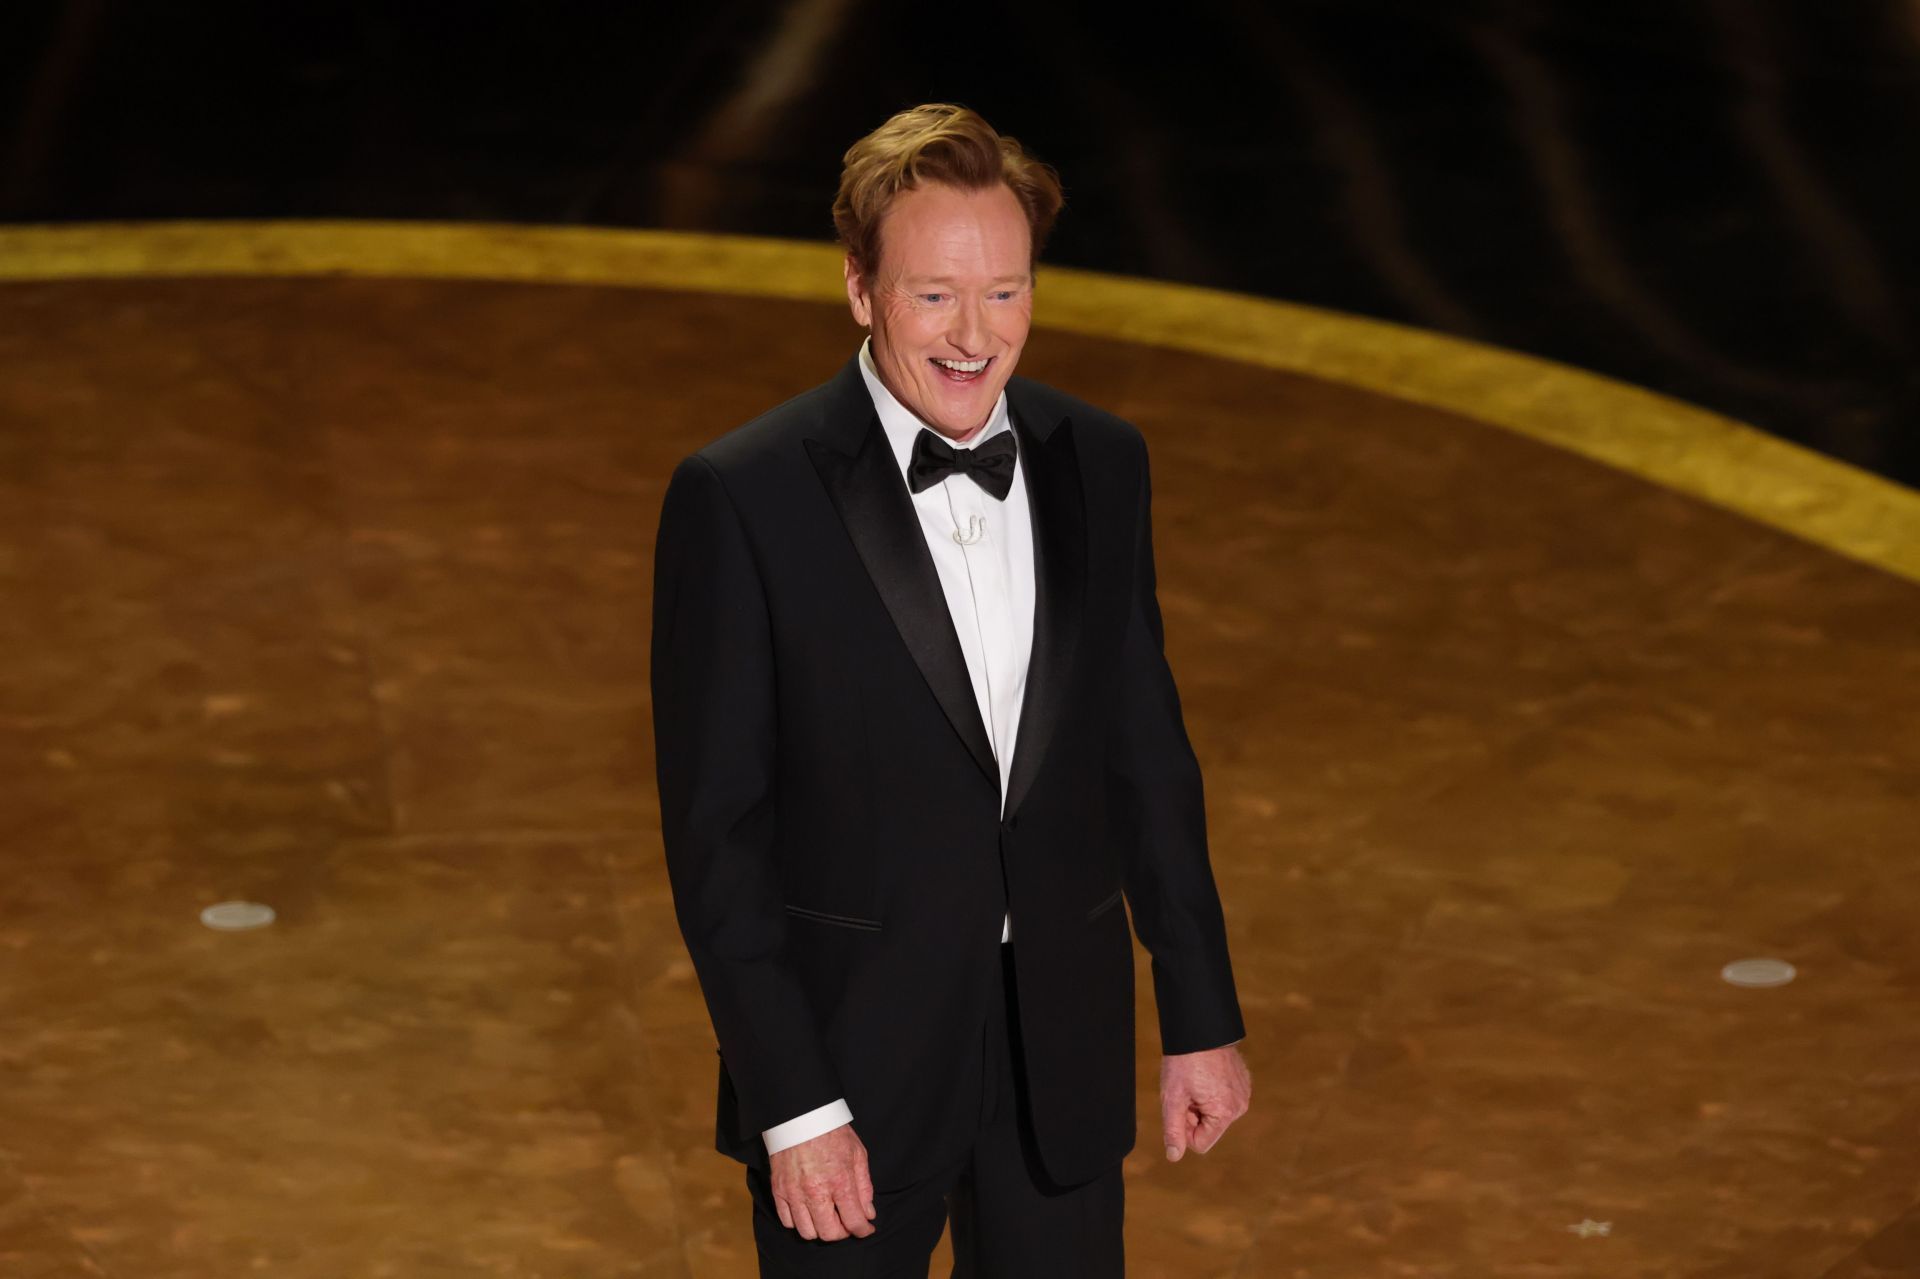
top-left (2, 218), bottom-right (1913, 585)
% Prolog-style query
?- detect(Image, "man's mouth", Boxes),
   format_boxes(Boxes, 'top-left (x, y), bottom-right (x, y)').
top-left (930, 356), bottom-right (992, 384)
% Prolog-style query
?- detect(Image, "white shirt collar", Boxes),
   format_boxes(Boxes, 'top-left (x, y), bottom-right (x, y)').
top-left (857, 336), bottom-right (1011, 484)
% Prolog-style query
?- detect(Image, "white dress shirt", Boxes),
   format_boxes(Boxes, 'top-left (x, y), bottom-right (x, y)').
top-left (761, 338), bottom-right (1038, 1155)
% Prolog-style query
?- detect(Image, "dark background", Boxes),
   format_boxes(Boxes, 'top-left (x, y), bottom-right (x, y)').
top-left (5, 0), bottom-right (1916, 486)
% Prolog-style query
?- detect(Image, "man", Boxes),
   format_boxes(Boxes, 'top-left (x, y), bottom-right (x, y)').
top-left (650, 103), bottom-right (1251, 1276)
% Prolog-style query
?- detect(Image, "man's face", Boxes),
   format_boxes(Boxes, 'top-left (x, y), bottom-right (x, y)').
top-left (845, 181), bottom-right (1034, 442)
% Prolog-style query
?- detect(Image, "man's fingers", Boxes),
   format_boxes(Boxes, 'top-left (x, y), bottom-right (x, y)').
top-left (791, 1199), bottom-right (817, 1241)
top-left (809, 1192), bottom-right (849, 1241)
top-left (837, 1184), bottom-right (876, 1238)
top-left (1193, 1103), bottom-right (1246, 1154)
top-left (775, 1191), bottom-right (794, 1231)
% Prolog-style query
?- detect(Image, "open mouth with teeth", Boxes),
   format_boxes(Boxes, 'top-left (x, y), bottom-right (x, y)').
top-left (930, 356), bottom-right (993, 384)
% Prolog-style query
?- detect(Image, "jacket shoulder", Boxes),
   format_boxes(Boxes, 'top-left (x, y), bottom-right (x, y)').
top-left (689, 377), bottom-right (840, 479)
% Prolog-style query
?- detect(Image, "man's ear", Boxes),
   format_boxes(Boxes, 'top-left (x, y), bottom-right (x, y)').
top-left (844, 255), bottom-right (872, 328)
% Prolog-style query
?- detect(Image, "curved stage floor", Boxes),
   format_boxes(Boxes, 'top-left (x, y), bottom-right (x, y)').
top-left (2, 258), bottom-right (1917, 1277)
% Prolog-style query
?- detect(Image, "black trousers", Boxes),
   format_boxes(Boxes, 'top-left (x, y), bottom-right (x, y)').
top-left (746, 942), bottom-right (1126, 1277)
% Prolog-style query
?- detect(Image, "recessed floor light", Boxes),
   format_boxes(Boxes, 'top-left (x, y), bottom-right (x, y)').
top-left (200, 901), bottom-right (276, 931)
top-left (1721, 958), bottom-right (1795, 988)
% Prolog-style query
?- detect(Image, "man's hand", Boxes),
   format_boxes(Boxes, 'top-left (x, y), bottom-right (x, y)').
top-left (768, 1122), bottom-right (877, 1241)
top-left (1160, 1042), bottom-right (1252, 1161)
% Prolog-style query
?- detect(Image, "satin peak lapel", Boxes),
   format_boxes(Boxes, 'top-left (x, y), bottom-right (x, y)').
top-left (1003, 395), bottom-right (1085, 822)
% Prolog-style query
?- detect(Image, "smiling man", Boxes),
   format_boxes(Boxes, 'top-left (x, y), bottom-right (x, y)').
top-left (650, 103), bottom-right (1252, 1276)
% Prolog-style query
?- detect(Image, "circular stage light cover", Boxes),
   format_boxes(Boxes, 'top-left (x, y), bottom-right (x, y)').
top-left (1721, 958), bottom-right (1796, 988)
top-left (200, 901), bottom-right (277, 931)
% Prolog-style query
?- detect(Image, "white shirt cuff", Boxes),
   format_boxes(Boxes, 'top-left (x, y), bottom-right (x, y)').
top-left (762, 1098), bottom-right (853, 1155)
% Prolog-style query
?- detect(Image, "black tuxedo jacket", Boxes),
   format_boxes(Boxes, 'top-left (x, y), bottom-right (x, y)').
top-left (649, 352), bottom-right (1245, 1191)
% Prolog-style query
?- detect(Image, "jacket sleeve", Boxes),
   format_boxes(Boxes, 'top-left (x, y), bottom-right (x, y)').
top-left (1107, 430), bottom-right (1248, 1056)
top-left (650, 452), bottom-right (846, 1132)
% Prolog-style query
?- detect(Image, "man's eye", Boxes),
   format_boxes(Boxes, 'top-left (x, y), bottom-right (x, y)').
top-left (921, 293), bottom-right (945, 303)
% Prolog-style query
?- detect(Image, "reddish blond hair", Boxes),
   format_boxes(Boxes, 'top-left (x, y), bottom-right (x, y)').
top-left (834, 103), bottom-right (1064, 286)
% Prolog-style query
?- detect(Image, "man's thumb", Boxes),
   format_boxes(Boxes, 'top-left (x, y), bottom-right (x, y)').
top-left (1163, 1105), bottom-right (1188, 1161)
top-left (854, 1141), bottom-right (876, 1218)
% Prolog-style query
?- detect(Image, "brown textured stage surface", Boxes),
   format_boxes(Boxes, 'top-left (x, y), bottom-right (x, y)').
top-left (2, 277), bottom-right (1917, 1278)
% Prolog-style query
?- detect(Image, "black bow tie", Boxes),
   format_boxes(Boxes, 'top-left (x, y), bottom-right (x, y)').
top-left (908, 428), bottom-right (1018, 500)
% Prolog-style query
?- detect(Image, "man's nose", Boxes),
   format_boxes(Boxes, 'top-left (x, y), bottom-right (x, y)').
top-left (951, 297), bottom-right (988, 353)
